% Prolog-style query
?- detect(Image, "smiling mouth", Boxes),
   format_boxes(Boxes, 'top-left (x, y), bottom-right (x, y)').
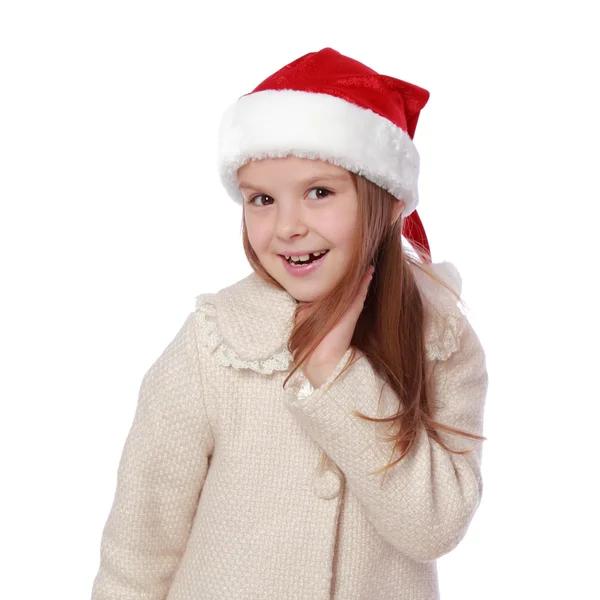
top-left (280, 249), bottom-right (330, 265)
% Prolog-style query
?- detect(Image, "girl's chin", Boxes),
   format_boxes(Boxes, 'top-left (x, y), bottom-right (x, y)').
top-left (282, 280), bottom-right (337, 304)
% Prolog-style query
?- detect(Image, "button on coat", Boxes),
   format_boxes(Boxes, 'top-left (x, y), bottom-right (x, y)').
top-left (313, 468), bottom-right (343, 500)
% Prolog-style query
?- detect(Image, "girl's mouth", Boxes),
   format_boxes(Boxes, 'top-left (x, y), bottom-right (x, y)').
top-left (279, 250), bottom-right (330, 277)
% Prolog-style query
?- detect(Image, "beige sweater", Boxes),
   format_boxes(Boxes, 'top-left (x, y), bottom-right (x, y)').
top-left (91, 262), bottom-right (488, 600)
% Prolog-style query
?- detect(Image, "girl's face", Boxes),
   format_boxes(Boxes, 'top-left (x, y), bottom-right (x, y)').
top-left (239, 156), bottom-right (359, 303)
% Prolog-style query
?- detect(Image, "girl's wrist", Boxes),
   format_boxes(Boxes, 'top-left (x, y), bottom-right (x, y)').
top-left (302, 359), bottom-right (340, 390)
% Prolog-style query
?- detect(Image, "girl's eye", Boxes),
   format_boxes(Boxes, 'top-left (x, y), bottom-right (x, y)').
top-left (248, 188), bottom-right (332, 206)
top-left (249, 194), bottom-right (274, 207)
top-left (307, 187), bottom-right (332, 200)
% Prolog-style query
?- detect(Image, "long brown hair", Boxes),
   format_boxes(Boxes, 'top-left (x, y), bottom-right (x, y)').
top-left (241, 172), bottom-right (485, 485)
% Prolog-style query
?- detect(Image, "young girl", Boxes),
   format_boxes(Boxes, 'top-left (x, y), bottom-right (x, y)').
top-left (91, 47), bottom-right (488, 600)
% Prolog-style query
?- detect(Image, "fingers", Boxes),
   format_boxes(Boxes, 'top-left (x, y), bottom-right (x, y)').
top-left (361, 265), bottom-right (375, 308)
top-left (365, 265), bottom-right (375, 288)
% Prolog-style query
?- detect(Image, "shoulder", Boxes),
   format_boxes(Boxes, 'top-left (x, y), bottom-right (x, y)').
top-left (191, 272), bottom-right (298, 374)
top-left (409, 261), bottom-right (484, 363)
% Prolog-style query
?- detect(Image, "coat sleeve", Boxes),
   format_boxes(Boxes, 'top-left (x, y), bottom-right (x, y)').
top-left (282, 311), bottom-right (488, 563)
top-left (91, 311), bottom-right (215, 600)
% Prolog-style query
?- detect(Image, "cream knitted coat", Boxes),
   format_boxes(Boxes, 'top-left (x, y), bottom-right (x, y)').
top-left (91, 262), bottom-right (488, 600)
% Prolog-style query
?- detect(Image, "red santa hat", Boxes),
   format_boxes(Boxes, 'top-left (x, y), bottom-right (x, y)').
top-left (217, 47), bottom-right (432, 261)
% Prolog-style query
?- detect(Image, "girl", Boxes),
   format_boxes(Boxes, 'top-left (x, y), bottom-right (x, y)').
top-left (91, 47), bottom-right (488, 600)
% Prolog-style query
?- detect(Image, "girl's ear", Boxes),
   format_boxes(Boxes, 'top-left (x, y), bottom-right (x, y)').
top-left (391, 200), bottom-right (405, 224)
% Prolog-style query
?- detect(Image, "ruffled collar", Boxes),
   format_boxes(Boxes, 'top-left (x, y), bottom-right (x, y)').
top-left (194, 272), bottom-right (298, 375)
top-left (194, 262), bottom-right (464, 375)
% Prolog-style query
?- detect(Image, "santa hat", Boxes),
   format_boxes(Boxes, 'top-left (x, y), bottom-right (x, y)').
top-left (217, 47), bottom-right (432, 261)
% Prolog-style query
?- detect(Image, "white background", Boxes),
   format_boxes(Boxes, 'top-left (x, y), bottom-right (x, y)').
top-left (1, 1), bottom-right (598, 598)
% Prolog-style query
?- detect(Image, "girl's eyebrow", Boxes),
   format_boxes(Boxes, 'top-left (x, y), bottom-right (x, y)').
top-left (238, 173), bottom-right (348, 191)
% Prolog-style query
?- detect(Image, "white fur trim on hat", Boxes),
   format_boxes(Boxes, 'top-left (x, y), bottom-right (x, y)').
top-left (217, 89), bottom-right (420, 216)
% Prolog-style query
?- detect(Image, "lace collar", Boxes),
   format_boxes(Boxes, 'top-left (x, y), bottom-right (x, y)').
top-left (194, 272), bottom-right (298, 375)
top-left (194, 262), bottom-right (464, 375)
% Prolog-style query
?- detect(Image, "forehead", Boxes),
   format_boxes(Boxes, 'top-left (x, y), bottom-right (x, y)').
top-left (237, 156), bottom-right (351, 182)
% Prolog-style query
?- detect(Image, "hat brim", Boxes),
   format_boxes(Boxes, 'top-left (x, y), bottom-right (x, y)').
top-left (217, 89), bottom-right (420, 216)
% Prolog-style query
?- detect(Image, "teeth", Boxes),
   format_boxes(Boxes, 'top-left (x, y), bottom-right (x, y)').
top-left (284, 250), bottom-right (328, 260)
top-left (282, 249), bottom-right (330, 266)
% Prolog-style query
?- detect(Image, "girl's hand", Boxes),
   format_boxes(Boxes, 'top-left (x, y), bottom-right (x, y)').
top-left (300, 265), bottom-right (375, 389)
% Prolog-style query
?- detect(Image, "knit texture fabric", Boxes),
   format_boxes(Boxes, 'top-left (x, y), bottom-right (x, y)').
top-left (91, 262), bottom-right (488, 600)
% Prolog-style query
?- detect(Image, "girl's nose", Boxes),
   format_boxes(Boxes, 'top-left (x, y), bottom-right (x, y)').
top-left (275, 203), bottom-right (309, 239)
